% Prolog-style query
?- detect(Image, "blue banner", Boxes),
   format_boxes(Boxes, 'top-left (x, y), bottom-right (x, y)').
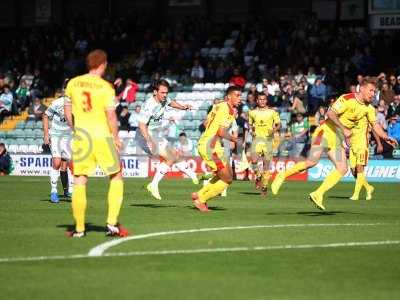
top-left (308, 159), bottom-right (400, 182)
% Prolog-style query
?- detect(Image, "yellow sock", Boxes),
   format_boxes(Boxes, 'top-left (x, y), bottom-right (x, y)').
top-left (198, 179), bottom-right (229, 203)
top-left (283, 161), bottom-right (307, 178)
top-left (72, 184), bottom-right (87, 232)
top-left (352, 172), bottom-right (364, 197)
top-left (315, 169), bottom-right (343, 196)
top-left (198, 176), bottom-right (217, 199)
top-left (261, 170), bottom-right (271, 186)
top-left (359, 173), bottom-right (371, 189)
top-left (106, 179), bottom-right (124, 225)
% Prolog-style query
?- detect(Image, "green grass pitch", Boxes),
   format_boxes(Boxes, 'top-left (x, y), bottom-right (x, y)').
top-left (0, 176), bottom-right (399, 300)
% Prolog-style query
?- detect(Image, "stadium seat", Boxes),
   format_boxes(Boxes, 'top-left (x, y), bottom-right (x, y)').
top-left (24, 129), bottom-right (35, 139)
top-left (208, 48), bottom-right (219, 58)
top-left (192, 83), bottom-right (204, 91)
top-left (8, 144), bottom-right (19, 153)
top-left (200, 48), bottom-right (210, 57)
top-left (28, 144), bottom-right (40, 154)
top-left (224, 38), bottom-right (235, 47)
top-left (16, 122), bottom-right (25, 129)
top-left (34, 122), bottom-right (43, 129)
top-left (24, 121), bottom-right (35, 129)
top-left (214, 83), bottom-right (225, 91)
top-left (18, 144), bottom-right (29, 153)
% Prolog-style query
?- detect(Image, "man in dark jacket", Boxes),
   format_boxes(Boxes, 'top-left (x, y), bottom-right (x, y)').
top-left (0, 143), bottom-right (13, 175)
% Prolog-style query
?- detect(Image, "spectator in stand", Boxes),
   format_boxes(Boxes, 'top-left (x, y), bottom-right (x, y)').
top-left (190, 59), bottom-right (204, 83)
top-left (162, 70), bottom-right (178, 89)
top-left (203, 62), bottom-right (216, 82)
top-left (119, 79), bottom-right (139, 104)
top-left (229, 68), bottom-right (246, 88)
top-left (27, 96), bottom-right (47, 121)
top-left (376, 105), bottom-right (388, 130)
top-left (246, 92), bottom-right (257, 109)
top-left (20, 66), bottom-right (34, 89)
top-left (315, 106), bottom-right (327, 125)
top-left (267, 78), bottom-right (280, 96)
top-left (306, 66), bottom-right (317, 85)
top-left (0, 143), bottom-right (13, 176)
top-left (388, 95), bottom-right (400, 119)
top-left (174, 132), bottom-right (195, 157)
top-left (30, 68), bottom-right (45, 98)
top-left (128, 105), bottom-right (141, 132)
top-left (0, 85), bottom-right (14, 123)
top-left (380, 81), bottom-right (395, 105)
top-left (309, 77), bottom-right (327, 114)
top-left (15, 80), bottom-right (30, 111)
top-left (393, 76), bottom-right (400, 95)
top-left (288, 113), bottom-right (309, 157)
top-left (387, 114), bottom-right (400, 145)
top-left (289, 90), bottom-right (306, 114)
top-left (164, 117), bottom-right (181, 143)
top-left (118, 107), bottom-right (131, 131)
top-left (215, 61), bottom-right (227, 82)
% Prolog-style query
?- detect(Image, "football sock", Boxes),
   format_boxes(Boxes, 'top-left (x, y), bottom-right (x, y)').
top-left (60, 170), bottom-right (68, 194)
top-left (151, 162), bottom-right (169, 187)
top-left (283, 161), bottom-right (307, 179)
top-left (352, 172), bottom-right (363, 198)
top-left (50, 168), bottom-right (59, 193)
top-left (261, 170), bottom-right (272, 187)
top-left (67, 167), bottom-right (74, 193)
top-left (106, 179), bottom-right (124, 225)
top-left (198, 176), bottom-right (218, 199)
top-left (359, 172), bottom-right (372, 189)
top-left (175, 161), bottom-right (197, 181)
top-left (198, 178), bottom-right (229, 203)
top-left (72, 185), bottom-right (87, 232)
top-left (315, 169), bottom-right (343, 196)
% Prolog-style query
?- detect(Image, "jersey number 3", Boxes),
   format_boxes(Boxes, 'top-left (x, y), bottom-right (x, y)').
top-left (82, 91), bottom-right (92, 112)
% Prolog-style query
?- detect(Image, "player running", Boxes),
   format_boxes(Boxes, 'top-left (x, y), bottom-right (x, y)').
top-left (349, 116), bottom-right (387, 200)
top-left (271, 77), bottom-right (397, 210)
top-left (136, 79), bottom-right (198, 200)
top-left (248, 92), bottom-right (280, 195)
top-left (43, 83), bottom-right (73, 203)
top-left (191, 86), bottom-right (241, 212)
top-left (64, 49), bottom-right (128, 238)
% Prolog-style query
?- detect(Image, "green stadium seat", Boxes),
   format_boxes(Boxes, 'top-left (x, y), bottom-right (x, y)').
top-left (16, 122), bottom-right (25, 129)
top-left (24, 129), bottom-right (35, 138)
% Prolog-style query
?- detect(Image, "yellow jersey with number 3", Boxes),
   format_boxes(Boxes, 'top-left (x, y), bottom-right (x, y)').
top-left (198, 101), bottom-right (235, 148)
top-left (248, 108), bottom-right (280, 138)
top-left (65, 74), bottom-right (115, 138)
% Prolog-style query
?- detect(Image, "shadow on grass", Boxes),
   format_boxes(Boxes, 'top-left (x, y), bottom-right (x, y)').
top-left (40, 198), bottom-right (71, 203)
top-left (239, 192), bottom-right (261, 196)
top-left (130, 203), bottom-right (178, 208)
top-left (187, 206), bottom-right (227, 211)
top-left (57, 223), bottom-right (104, 232)
top-left (264, 210), bottom-right (362, 217)
top-left (328, 196), bottom-right (352, 200)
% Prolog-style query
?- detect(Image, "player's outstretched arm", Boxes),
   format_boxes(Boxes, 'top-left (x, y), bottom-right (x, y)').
top-left (326, 109), bottom-right (351, 139)
top-left (64, 102), bottom-right (73, 129)
top-left (42, 114), bottom-right (50, 145)
top-left (169, 100), bottom-right (191, 111)
top-left (105, 108), bottom-right (121, 151)
top-left (372, 123), bottom-right (398, 147)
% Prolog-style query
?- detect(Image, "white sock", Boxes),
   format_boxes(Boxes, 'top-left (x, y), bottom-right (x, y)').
top-left (175, 161), bottom-right (197, 181)
top-left (50, 168), bottom-right (59, 193)
top-left (67, 167), bottom-right (74, 193)
top-left (151, 162), bottom-right (169, 187)
top-left (203, 178), bottom-right (210, 187)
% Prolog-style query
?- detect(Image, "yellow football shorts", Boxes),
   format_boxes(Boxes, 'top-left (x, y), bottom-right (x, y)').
top-left (72, 134), bottom-right (120, 176)
top-left (311, 124), bottom-right (343, 150)
top-left (251, 136), bottom-right (273, 160)
top-left (198, 142), bottom-right (227, 172)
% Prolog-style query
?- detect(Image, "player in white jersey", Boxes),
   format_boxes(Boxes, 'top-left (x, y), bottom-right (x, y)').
top-left (135, 79), bottom-right (198, 200)
top-left (43, 94), bottom-right (73, 203)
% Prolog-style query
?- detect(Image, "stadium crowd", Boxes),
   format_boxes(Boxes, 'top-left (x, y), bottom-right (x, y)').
top-left (1, 14), bottom-right (400, 158)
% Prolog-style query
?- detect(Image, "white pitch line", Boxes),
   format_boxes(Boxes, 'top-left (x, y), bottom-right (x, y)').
top-left (1, 240), bottom-right (399, 263)
top-left (88, 222), bottom-right (396, 257)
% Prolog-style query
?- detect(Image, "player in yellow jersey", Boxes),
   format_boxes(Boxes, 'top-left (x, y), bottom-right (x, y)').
top-left (191, 86), bottom-right (242, 212)
top-left (349, 115), bottom-right (386, 201)
top-left (64, 49), bottom-right (128, 237)
top-left (271, 77), bottom-right (397, 210)
top-left (248, 92), bottom-right (280, 195)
